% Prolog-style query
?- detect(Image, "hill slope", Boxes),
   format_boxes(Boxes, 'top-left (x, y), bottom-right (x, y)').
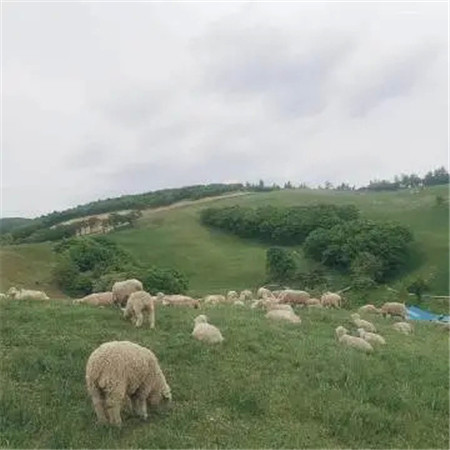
top-left (1, 299), bottom-right (448, 448)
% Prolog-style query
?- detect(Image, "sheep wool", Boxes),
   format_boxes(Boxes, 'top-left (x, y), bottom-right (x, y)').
top-left (204, 294), bottom-right (226, 305)
top-left (358, 304), bottom-right (381, 314)
top-left (278, 290), bottom-right (310, 306)
top-left (392, 322), bottom-right (413, 335)
top-left (321, 292), bottom-right (342, 308)
top-left (112, 279), bottom-right (143, 307)
top-left (357, 328), bottom-right (386, 346)
top-left (192, 315), bottom-right (224, 344)
top-left (239, 290), bottom-right (253, 301)
top-left (7, 287), bottom-right (49, 301)
top-left (335, 326), bottom-right (373, 353)
top-left (265, 309), bottom-right (301, 324)
top-left (85, 341), bottom-right (171, 426)
top-left (257, 287), bottom-right (276, 300)
top-left (351, 313), bottom-right (377, 333)
top-left (381, 302), bottom-right (407, 319)
top-left (73, 292), bottom-right (113, 306)
top-left (123, 291), bottom-right (155, 328)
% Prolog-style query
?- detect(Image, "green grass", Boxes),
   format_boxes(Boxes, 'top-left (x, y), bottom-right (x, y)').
top-left (1, 299), bottom-right (448, 448)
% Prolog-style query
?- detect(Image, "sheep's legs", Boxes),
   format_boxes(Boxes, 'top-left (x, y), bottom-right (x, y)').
top-left (90, 390), bottom-right (108, 424)
top-left (104, 395), bottom-right (122, 426)
top-left (132, 394), bottom-right (148, 420)
top-left (149, 308), bottom-right (155, 329)
top-left (135, 311), bottom-right (144, 327)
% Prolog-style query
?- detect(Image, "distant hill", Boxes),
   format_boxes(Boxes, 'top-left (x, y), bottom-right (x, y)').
top-left (0, 217), bottom-right (33, 234)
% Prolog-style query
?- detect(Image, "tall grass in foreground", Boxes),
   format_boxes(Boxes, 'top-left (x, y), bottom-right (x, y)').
top-left (1, 299), bottom-right (448, 449)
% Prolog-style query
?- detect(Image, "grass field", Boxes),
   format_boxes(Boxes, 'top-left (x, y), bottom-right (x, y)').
top-left (0, 299), bottom-right (448, 449)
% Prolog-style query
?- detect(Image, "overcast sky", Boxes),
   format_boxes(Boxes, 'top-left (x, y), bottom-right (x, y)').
top-left (2, 2), bottom-right (448, 218)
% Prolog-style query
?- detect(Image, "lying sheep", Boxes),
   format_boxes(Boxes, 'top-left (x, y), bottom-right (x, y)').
top-left (85, 341), bottom-right (171, 426)
top-left (73, 292), bottom-right (113, 306)
top-left (112, 279), bottom-right (143, 307)
top-left (265, 309), bottom-right (301, 324)
top-left (257, 287), bottom-right (276, 300)
top-left (381, 302), bottom-right (407, 320)
top-left (239, 290), bottom-right (253, 301)
top-left (321, 292), bottom-right (341, 308)
top-left (358, 304), bottom-right (381, 314)
top-left (162, 295), bottom-right (200, 308)
top-left (351, 313), bottom-right (377, 333)
top-left (392, 322), bottom-right (413, 335)
top-left (357, 328), bottom-right (386, 346)
top-left (7, 287), bottom-right (49, 300)
top-left (123, 291), bottom-right (155, 328)
top-left (233, 300), bottom-right (245, 307)
top-left (192, 315), bottom-right (224, 344)
top-left (278, 290), bottom-right (310, 306)
top-left (226, 291), bottom-right (239, 302)
top-left (204, 294), bottom-right (226, 305)
top-left (265, 303), bottom-right (294, 313)
top-left (335, 326), bottom-right (373, 353)
top-left (251, 297), bottom-right (278, 310)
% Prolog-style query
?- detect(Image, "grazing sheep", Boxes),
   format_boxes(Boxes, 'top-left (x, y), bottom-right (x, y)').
top-left (233, 300), bottom-right (246, 307)
top-left (7, 287), bottom-right (49, 300)
top-left (162, 295), bottom-right (200, 308)
top-left (85, 341), bottom-right (171, 426)
top-left (226, 291), bottom-right (239, 302)
top-left (357, 328), bottom-right (386, 346)
top-left (278, 290), bottom-right (310, 306)
top-left (381, 302), bottom-right (407, 320)
top-left (112, 279), bottom-right (143, 307)
top-left (257, 287), bottom-right (276, 300)
top-left (351, 313), bottom-right (377, 333)
top-left (73, 292), bottom-right (113, 306)
top-left (392, 322), bottom-right (413, 335)
top-left (123, 291), bottom-right (155, 328)
top-left (321, 292), bottom-right (342, 308)
top-left (192, 315), bottom-right (224, 344)
top-left (239, 290), bottom-right (253, 301)
top-left (359, 304), bottom-right (381, 314)
top-left (335, 326), bottom-right (373, 353)
top-left (265, 309), bottom-right (301, 324)
top-left (306, 298), bottom-right (321, 307)
top-left (204, 294), bottom-right (226, 305)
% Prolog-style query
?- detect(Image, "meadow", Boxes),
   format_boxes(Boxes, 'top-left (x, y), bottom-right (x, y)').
top-left (0, 298), bottom-right (448, 449)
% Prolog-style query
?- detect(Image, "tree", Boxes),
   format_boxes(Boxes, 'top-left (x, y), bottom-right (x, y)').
top-left (266, 247), bottom-right (297, 282)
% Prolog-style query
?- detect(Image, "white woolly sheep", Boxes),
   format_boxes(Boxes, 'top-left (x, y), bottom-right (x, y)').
top-left (257, 287), bottom-right (276, 300)
top-left (265, 309), bottom-right (301, 324)
top-left (335, 326), bottom-right (373, 353)
top-left (306, 298), bottom-right (322, 307)
top-left (233, 300), bottom-right (246, 307)
top-left (392, 322), bottom-right (413, 335)
top-left (123, 291), bottom-right (155, 328)
top-left (161, 294), bottom-right (200, 308)
top-left (358, 304), bottom-right (381, 314)
top-left (0, 293), bottom-right (7, 300)
top-left (112, 279), bottom-right (143, 307)
top-left (321, 292), bottom-right (342, 308)
top-left (278, 290), bottom-right (310, 306)
top-left (85, 341), bottom-right (171, 426)
top-left (7, 287), bottom-right (49, 301)
top-left (239, 290), bottom-right (253, 301)
top-left (204, 294), bottom-right (226, 305)
top-left (381, 302), bottom-right (407, 320)
top-left (226, 290), bottom-right (239, 302)
top-left (351, 313), bottom-right (377, 333)
top-left (357, 328), bottom-right (386, 346)
top-left (265, 303), bottom-right (294, 313)
top-left (73, 292), bottom-right (113, 306)
top-left (192, 315), bottom-right (224, 344)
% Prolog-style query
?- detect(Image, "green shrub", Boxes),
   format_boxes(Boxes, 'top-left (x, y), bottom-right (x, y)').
top-left (139, 267), bottom-right (189, 294)
top-left (266, 247), bottom-right (297, 282)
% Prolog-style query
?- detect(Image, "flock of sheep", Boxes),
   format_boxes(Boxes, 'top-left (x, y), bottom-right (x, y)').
top-left (1, 280), bottom-right (439, 427)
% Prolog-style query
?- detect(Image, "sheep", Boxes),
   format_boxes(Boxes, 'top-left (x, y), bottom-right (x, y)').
top-left (357, 328), bottom-right (386, 346)
top-left (239, 289), bottom-right (253, 301)
top-left (123, 291), bottom-right (155, 328)
top-left (265, 309), bottom-right (301, 324)
top-left (226, 291), bottom-right (239, 302)
top-left (351, 313), bottom-right (377, 333)
top-left (192, 315), bottom-right (224, 344)
top-left (85, 341), bottom-right (171, 426)
top-left (335, 326), bottom-right (373, 353)
top-left (0, 293), bottom-right (7, 300)
top-left (112, 279), bottom-right (143, 307)
top-left (358, 304), bottom-right (381, 314)
top-left (204, 294), bottom-right (226, 305)
top-left (321, 292), bottom-right (342, 308)
top-left (161, 294), bottom-right (200, 308)
top-left (73, 292), bottom-right (113, 306)
top-left (381, 302), bottom-right (407, 320)
top-left (257, 287), bottom-right (276, 300)
top-left (278, 290), bottom-right (310, 306)
top-left (265, 303), bottom-right (294, 313)
top-left (392, 322), bottom-right (413, 335)
top-left (306, 298), bottom-right (321, 307)
top-left (233, 300), bottom-right (246, 307)
top-left (7, 287), bottom-right (49, 301)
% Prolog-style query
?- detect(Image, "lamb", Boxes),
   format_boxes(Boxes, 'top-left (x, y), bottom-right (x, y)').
top-left (351, 313), bottom-right (377, 333)
top-left (192, 315), bottom-right (224, 344)
top-left (123, 291), bottom-right (155, 328)
top-left (357, 328), bottom-right (386, 346)
top-left (381, 302), bottom-right (407, 320)
top-left (204, 294), bottom-right (226, 305)
top-left (7, 287), bottom-right (49, 301)
top-left (112, 279), bottom-right (143, 307)
top-left (335, 326), bottom-right (373, 353)
top-left (392, 321), bottom-right (413, 335)
top-left (358, 304), bottom-right (381, 314)
top-left (239, 290), bottom-right (253, 301)
top-left (226, 291), bottom-right (239, 302)
top-left (278, 290), bottom-right (310, 306)
top-left (85, 341), bottom-right (171, 426)
top-left (257, 287), bottom-right (276, 300)
top-left (321, 292), bottom-right (342, 308)
top-left (265, 309), bottom-right (301, 324)
top-left (73, 292), bottom-right (113, 306)
top-left (161, 295), bottom-right (200, 308)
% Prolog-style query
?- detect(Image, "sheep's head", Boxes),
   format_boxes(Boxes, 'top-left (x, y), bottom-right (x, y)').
top-left (194, 314), bottom-right (208, 325)
top-left (351, 313), bottom-right (360, 321)
top-left (335, 326), bottom-right (348, 339)
top-left (7, 287), bottom-right (19, 298)
top-left (357, 328), bottom-right (366, 337)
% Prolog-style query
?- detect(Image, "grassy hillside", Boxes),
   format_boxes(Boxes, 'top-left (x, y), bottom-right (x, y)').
top-left (0, 217), bottom-right (33, 234)
top-left (1, 299), bottom-right (448, 449)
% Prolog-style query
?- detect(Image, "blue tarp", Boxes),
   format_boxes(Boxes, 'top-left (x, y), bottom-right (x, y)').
top-left (407, 305), bottom-right (450, 323)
